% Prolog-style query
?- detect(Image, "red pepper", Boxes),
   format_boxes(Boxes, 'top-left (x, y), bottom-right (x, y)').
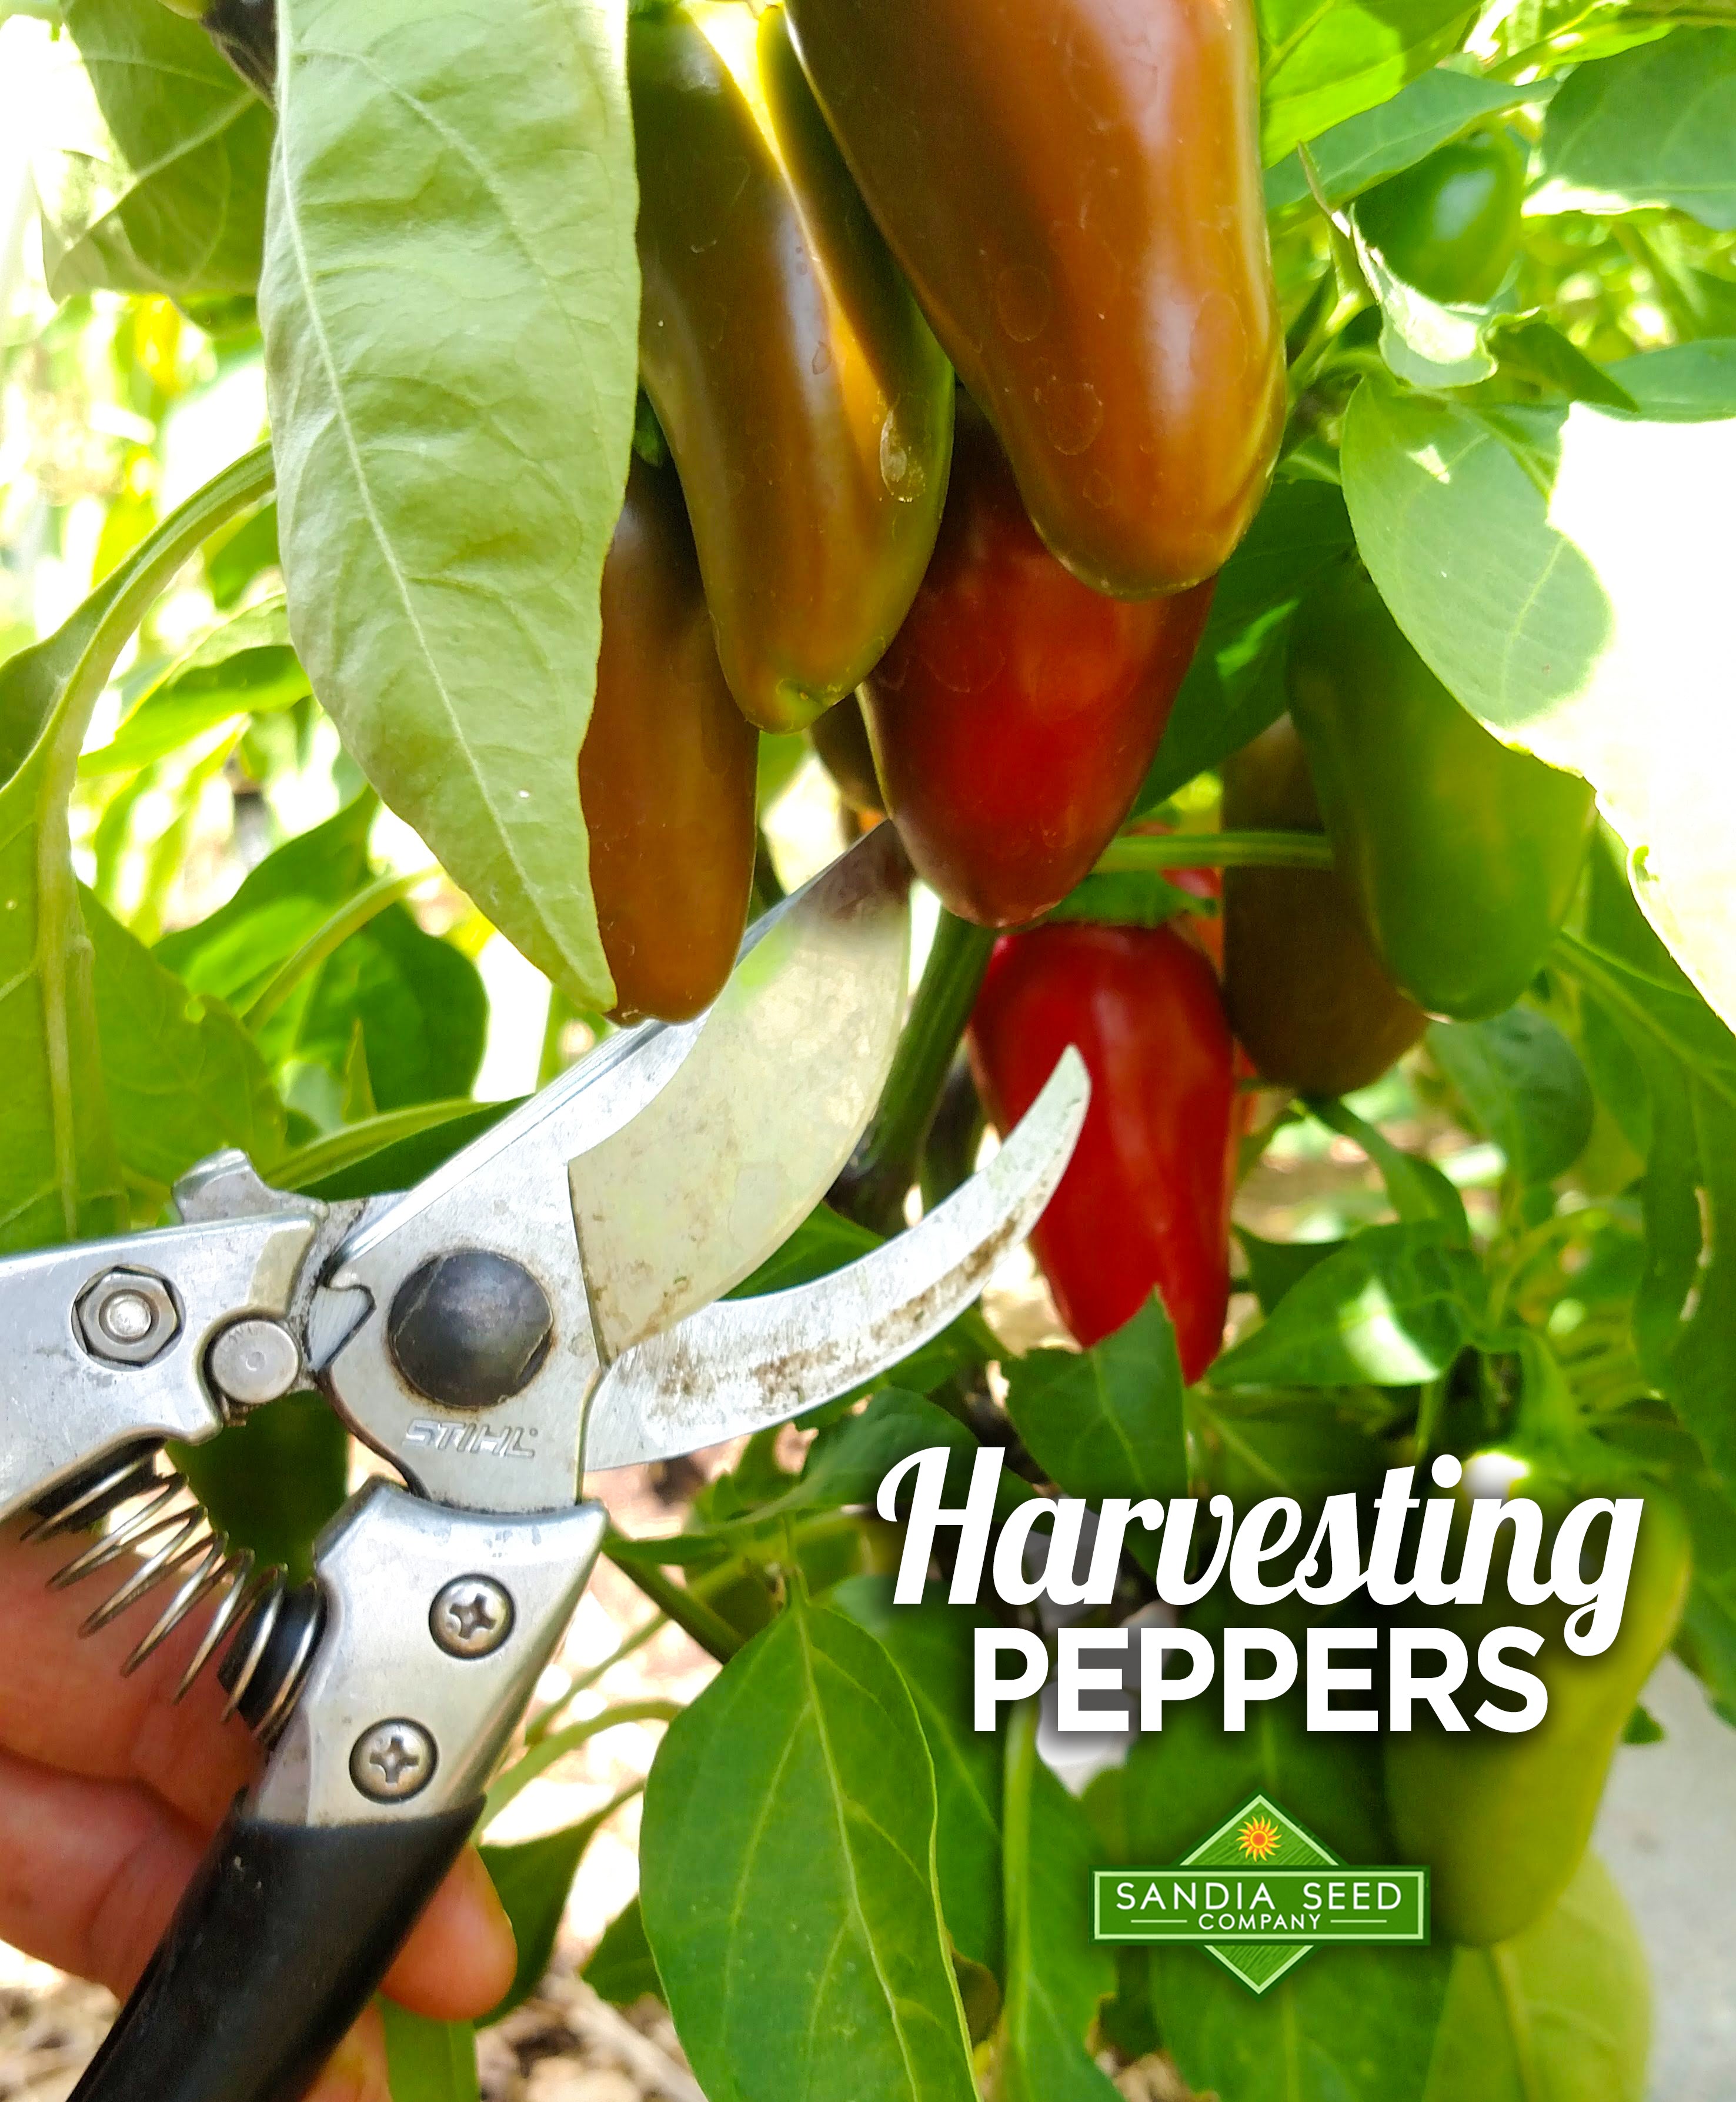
top-left (968, 921), bottom-right (1236, 1380)
top-left (860, 400), bottom-right (1213, 929)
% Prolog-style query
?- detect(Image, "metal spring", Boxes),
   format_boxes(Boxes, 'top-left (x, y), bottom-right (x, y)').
top-left (23, 1447), bottom-right (312, 1741)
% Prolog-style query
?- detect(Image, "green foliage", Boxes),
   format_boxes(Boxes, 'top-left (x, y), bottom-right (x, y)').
top-left (1004, 1300), bottom-right (1189, 1509)
top-left (6, 8), bottom-right (1736, 2100)
top-left (1535, 32), bottom-right (1736, 229)
top-left (640, 1596), bottom-right (976, 2102)
top-left (45, 0), bottom-right (273, 299)
top-left (260, 0), bottom-right (640, 1007)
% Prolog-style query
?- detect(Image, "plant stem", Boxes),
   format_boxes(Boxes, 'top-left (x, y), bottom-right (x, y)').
top-left (830, 907), bottom-right (997, 1237)
top-left (485, 1709), bottom-right (673, 1821)
top-left (602, 1530), bottom-right (745, 1662)
top-left (1096, 829), bottom-right (1336, 875)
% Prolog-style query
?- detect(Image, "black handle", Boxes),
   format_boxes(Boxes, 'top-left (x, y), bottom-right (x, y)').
top-left (72, 1798), bottom-right (480, 2102)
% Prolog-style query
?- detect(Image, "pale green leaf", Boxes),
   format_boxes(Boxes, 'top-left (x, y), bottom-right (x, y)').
top-left (1266, 66), bottom-right (1548, 211)
top-left (261, 0), bottom-right (640, 1006)
top-left (1350, 211), bottom-right (1498, 385)
top-left (1533, 29), bottom-right (1736, 227)
top-left (1258, 0), bottom-right (1477, 166)
top-left (44, 0), bottom-right (272, 299)
top-left (640, 1596), bottom-right (976, 2102)
top-left (1608, 339), bottom-right (1736, 419)
top-left (1340, 381), bottom-right (1736, 1035)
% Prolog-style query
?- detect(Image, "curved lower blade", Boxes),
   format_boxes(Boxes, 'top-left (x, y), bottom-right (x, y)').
top-left (583, 1047), bottom-right (1089, 1472)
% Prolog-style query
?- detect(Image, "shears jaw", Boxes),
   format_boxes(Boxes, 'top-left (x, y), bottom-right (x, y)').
top-left (582, 1046), bottom-right (1090, 1473)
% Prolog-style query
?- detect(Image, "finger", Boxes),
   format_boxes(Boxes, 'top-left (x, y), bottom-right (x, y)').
top-left (380, 1845), bottom-right (517, 2021)
top-left (0, 1748), bottom-right (515, 2029)
top-left (307, 2007), bottom-right (392, 2102)
top-left (0, 1520), bottom-right (260, 1827)
top-left (0, 1745), bottom-right (202, 1995)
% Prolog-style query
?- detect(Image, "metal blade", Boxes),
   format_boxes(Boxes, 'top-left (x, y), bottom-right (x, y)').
top-left (316, 825), bottom-right (909, 1513)
top-left (569, 822), bottom-right (911, 1363)
top-left (582, 1047), bottom-right (1089, 1471)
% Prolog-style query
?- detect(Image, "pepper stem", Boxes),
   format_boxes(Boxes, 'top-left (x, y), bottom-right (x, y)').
top-left (830, 907), bottom-right (997, 1237)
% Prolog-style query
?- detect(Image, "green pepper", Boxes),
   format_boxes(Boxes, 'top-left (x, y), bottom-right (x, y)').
top-left (630, 2), bottom-right (954, 732)
top-left (1356, 131), bottom-right (1527, 308)
top-left (581, 454), bottom-right (757, 1023)
top-left (1222, 715), bottom-right (1428, 1096)
top-left (1288, 560), bottom-right (1595, 1021)
top-left (1384, 1457), bottom-right (1690, 1948)
top-left (784, 0), bottom-right (1284, 599)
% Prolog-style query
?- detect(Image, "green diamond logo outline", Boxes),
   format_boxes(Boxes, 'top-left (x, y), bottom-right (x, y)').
top-left (1179, 1793), bottom-right (1336, 1995)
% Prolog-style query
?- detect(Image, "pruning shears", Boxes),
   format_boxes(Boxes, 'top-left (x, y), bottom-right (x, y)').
top-left (0, 827), bottom-right (1087, 2102)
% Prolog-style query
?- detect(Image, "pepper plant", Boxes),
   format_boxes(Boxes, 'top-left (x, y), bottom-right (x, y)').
top-left (2, 1), bottom-right (1734, 2099)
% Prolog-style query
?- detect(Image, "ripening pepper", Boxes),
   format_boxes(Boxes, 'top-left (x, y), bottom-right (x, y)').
top-left (1222, 715), bottom-right (1427, 1096)
top-left (1356, 130), bottom-right (1527, 307)
top-left (1385, 1456), bottom-right (1690, 1947)
top-left (860, 399), bottom-right (1214, 927)
top-left (784, 0), bottom-right (1284, 598)
top-left (580, 455), bottom-right (757, 1023)
top-left (630, 2), bottom-right (954, 732)
top-left (968, 922), bottom-right (1236, 1380)
top-left (1288, 560), bottom-right (1595, 1021)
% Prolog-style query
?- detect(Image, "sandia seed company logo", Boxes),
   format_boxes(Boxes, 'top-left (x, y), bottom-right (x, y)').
top-left (1093, 1795), bottom-right (1430, 1994)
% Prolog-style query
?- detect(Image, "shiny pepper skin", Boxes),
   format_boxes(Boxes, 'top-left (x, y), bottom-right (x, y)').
top-left (968, 922), bottom-right (1237, 1380)
top-left (1385, 1460), bottom-right (1690, 1948)
top-left (785, 0), bottom-right (1284, 596)
top-left (1288, 560), bottom-right (1596, 1022)
top-left (1356, 130), bottom-right (1527, 307)
top-left (580, 455), bottom-right (757, 1023)
top-left (630, 2), bottom-right (954, 731)
top-left (1222, 715), bottom-right (1427, 1096)
top-left (860, 400), bottom-right (1214, 928)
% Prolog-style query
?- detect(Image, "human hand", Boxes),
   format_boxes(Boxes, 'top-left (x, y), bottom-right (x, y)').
top-left (0, 1516), bottom-right (516, 2102)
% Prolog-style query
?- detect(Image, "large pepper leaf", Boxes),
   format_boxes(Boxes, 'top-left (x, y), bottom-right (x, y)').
top-left (1257, 0), bottom-right (1476, 166)
top-left (640, 1594), bottom-right (976, 2102)
top-left (261, 0), bottom-right (639, 1007)
top-left (829, 1577), bottom-right (1006, 1977)
top-left (1341, 379), bottom-right (1736, 1036)
top-left (1003, 1299), bottom-right (1188, 1510)
top-left (1427, 1010), bottom-right (1594, 1189)
top-left (42, 0), bottom-right (273, 300)
top-left (1533, 29), bottom-right (1736, 229)
top-left (84, 886), bottom-right (285, 1190)
top-left (1210, 1222), bottom-right (1484, 1388)
top-left (0, 445), bottom-right (272, 1253)
top-left (1266, 66), bottom-right (1552, 212)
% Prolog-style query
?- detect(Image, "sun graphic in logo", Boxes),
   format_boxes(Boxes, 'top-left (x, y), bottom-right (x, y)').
top-left (1236, 1816), bottom-right (1281, 1863)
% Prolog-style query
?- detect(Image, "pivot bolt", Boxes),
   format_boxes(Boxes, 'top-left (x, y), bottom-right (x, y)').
top-left (76, 1268), bottom-right (181, 1366)
top-left (386, 1249), bottom-right (553, 1412)
top-left (350, 1719), bottom-right (436, 1803)
top-left (209, 1317), bottom-right (302, 1409)
top-left (430, 1576), bottom-right (515, 1659)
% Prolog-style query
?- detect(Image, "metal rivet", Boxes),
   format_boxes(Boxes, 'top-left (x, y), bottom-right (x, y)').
top-left (429, 1575), bottom-right (515, 1659)
top-left (209, 1317), bottom-right (302, 1409)
top-left (386, 1250), bottom-right (553, 1413)
top-left (75, 1268), bottom-right (181, 1366)
top-left (350, 1719), bottom-right (437, 1803)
